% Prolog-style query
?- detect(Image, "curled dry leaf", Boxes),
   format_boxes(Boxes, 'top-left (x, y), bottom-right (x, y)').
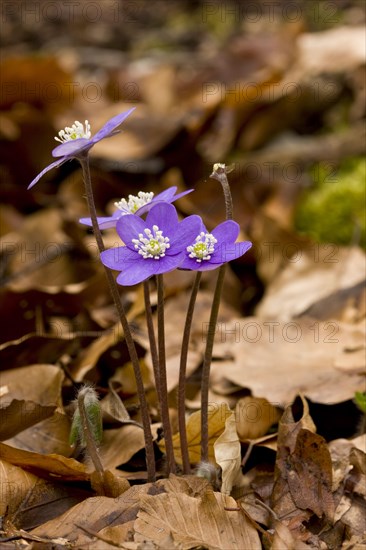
top-left (213, 410), bottom-right (241, 496)
top-left (90, 469), bottom-right (130, 498)
top-left (0, 442), bottom-right (89, 482)
top-left (159, 402), bottom-right (232, 465)
top-left (235, 396), bottom-right (281, 441)
top-left (272, 396), bottom-right (334, 527)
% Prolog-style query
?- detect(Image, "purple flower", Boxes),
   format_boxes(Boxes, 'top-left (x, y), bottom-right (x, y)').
top-left (27, 108), bottom-right (135, 189)
top-left (100, 202), bottom-right (201, 286)
top-left (79, 186), bottom-right (193, 229)
top-left (180, 220), bottom-right (252, 271)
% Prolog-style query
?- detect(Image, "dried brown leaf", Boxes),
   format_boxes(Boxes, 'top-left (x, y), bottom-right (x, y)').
top-left (160, 403), bottom-right (232, 465)
top-left (214, 411), bottom-right (241, 496)
top-left (235, 396), bottom-right (281, 441)
top-left (134, 489), bottom-right (261, 550)
top-left (211, 317), bottom-right (365, 404)
top-left (0, 442), bottom-right (89, 482)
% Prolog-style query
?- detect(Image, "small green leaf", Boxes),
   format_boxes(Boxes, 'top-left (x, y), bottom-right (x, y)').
top-left (354, 392), bottom-right (366, 413)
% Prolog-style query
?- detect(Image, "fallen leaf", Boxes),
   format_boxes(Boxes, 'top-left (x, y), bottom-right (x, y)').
top-left (0, 364), bottom-right (64, 440)
top-left (214, 410), bottom-right (241, 495)
top-left (256, 247), bottom-right (365, 321)
top-left (134, 489), bottom-right (261, 549)
top-left (235, 396), bottom-right (281, 441)
top-left (271, 519), bottom-right (310, 550)
top-left (0, 442), bottom-right (89, 482)
top-left (287, 429), bottom-right (335, 521)
top-left (210, 317), bottom-right (365, 404)
top-left (160, 403), bottom-right (232, 465)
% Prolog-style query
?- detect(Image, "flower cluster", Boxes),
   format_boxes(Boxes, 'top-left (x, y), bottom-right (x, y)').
top-left (28, 109), bottom-right (252, 285)
top-left (100, 201), bottom-right (252, 285)
top-left (80, 186), bottom-right (193, 229)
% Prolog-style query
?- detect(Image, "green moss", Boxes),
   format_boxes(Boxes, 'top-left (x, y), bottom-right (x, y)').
top-left (295, 158), bottom-right (366, 248)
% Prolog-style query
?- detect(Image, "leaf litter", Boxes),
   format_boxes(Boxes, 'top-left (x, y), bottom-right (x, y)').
top-left (1, 2), bottom-right (365, 548)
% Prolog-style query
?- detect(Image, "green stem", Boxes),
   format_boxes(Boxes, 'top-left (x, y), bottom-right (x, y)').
top-left (156, 274), bottom-right (176, 474)
top-left (200, 164), bottom-right (233, 463)
top-left (178, 271), bottom-right (202, 474)
top-left (79, 157), bottom-right (156, 482)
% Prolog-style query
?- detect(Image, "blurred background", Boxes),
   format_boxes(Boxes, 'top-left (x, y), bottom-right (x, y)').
top-left (0, 0), bottom-right (365, 343)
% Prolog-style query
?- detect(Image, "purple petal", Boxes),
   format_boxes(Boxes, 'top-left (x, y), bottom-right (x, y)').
top-left (116, 259), bottom-right (158, 286)
top-left (210, 240), bottom-right (252, 264)
top-left (100, 246), bottom-right (137, 270)
top-left (116, 253), bottom-right (184, 286)
top-left (169, 215), bottom-right (203, 254)
top-left (153, 187), bottom-right (178, 201)
top-left (116, 214), bottom-right (147, 249)
top-left (80, 210), bottom-right (121, 229)
top-left (136, 188), bottom-right (193, 216)
top-left (179, 257), bottom-right (220, 271)
top-left (27, 158), bottom-right (66, 189)
top-left (52, 138), bottom-right (91, 158)
top-left (211, 220), bottom-right (240, 244)
top-left (91, 108), bottom-right (135, 143)
top-left (150, 252), bottom-right (185, 275)
top-left (168, 188), bottom-right (194, 202)
top-left (145, 203), bottom-right (179, 234)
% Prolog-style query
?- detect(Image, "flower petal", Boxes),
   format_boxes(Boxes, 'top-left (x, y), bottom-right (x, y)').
top-left (100, 246), bottom-right (136, 270)
top-left (52, 138), bottom-right (91, 158)
top-left (210, 240), bottom-right (252, 264)
top-left (153, 187), bottom-right (178, 201)
top-left (179, 257), bottom-right (220, 271)
top-left (145, 203), bottom-right (179, 234)
top-left (169, 215), bottom-right (203, 254)
top-left (116, 214), bottom-right (147, 249)
top-left (91, 108), bottom-right (135, 143)
top-left (79, 210), bottom-right (121, 229)
top-left (116, 259), bottom-right (158, 286)
top-left (211, 220), bottom-right (240, 244)
top-left (27, 158), bottom-right (66, 189)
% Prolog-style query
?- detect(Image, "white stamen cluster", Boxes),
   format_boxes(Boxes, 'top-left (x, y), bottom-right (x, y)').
top-left (115, 192), bottom-right (154, 215)
top-left (187, 232), bottom-right (217, 262)
top-left (132, 225), bottom-right (170, 260)
top-left (55, 120), bottom-right (91, 143)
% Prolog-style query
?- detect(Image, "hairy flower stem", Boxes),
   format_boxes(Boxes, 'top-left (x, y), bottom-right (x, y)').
top-left (77, 390), bottom-right (104, 491)
top-left (143, 281), bottom-right (161, 407)
top-left (156, 274), bottom-right (176, 474)
top-left (80, 157), bottom-right (156, 482)
top-left (178, 271), bottom-right (202, 474)
top-left (78, 392), bottom-right (104, 474)
top-left (200, 164), bottom-right (233, 462)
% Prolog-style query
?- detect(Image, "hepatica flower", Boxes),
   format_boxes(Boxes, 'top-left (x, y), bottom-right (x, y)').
top-left (80, 186), bottom-right (193, 229)
top-left (180, 220), bottom-right (252, 271)
top-left (100, 202), bottom-right (201, 285)
top-left (27, 108), bottom-right (135, 189)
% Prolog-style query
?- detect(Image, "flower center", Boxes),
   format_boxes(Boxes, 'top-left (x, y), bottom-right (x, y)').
top-left (187, 232), bottom-right (217, 262)
top-left (114, 192), bottom-right (154, 214)
top-left (132, 225), bottom-right (170, 260)
top-left (55, 120), bottom-right (91, 143)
